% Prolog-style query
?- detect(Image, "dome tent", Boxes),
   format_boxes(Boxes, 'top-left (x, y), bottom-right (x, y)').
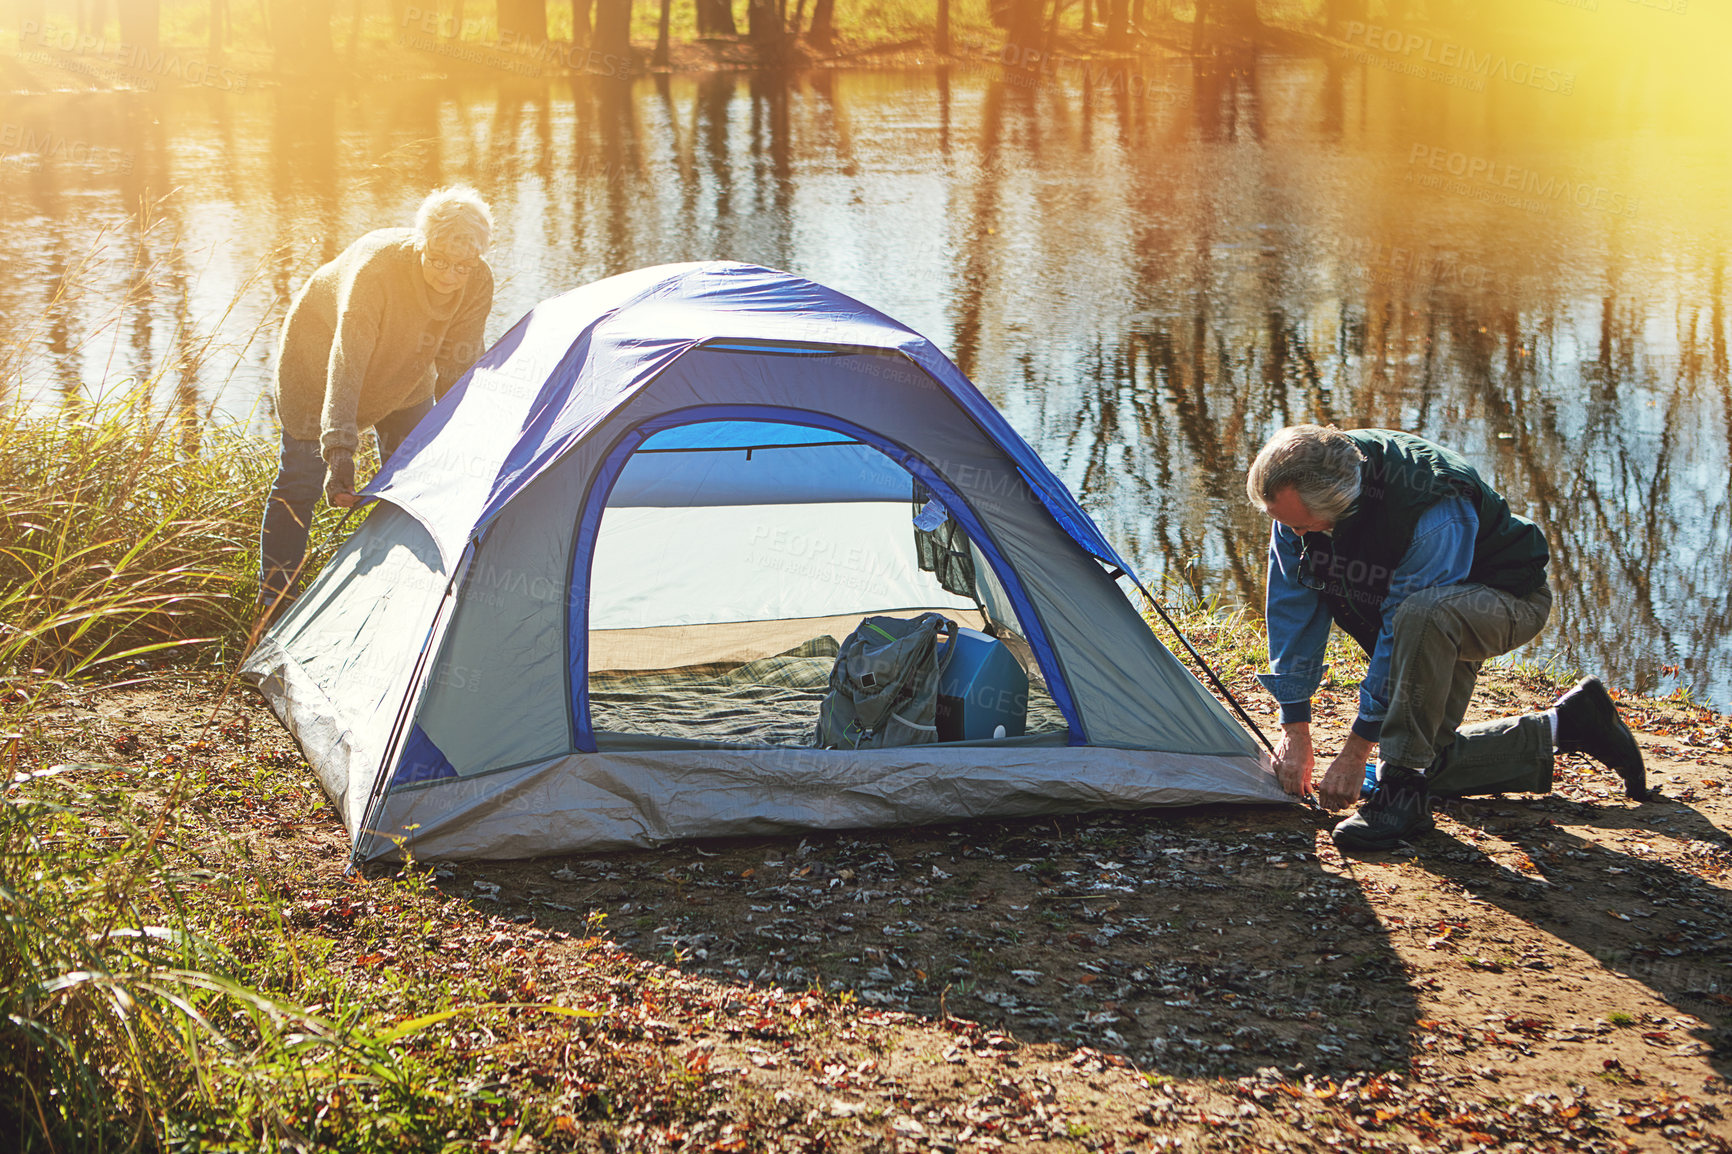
top-left (243, 262), bottom-right (1285, 863)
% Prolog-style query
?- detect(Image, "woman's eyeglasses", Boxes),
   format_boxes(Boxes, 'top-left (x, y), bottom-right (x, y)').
top-left (425, 254), bottom-right (476, 276)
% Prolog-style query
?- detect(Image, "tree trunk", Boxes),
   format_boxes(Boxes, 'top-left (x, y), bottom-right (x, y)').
top-left (118, 0), bottom-right (160, 50)
top-left (747, 0), bottom-right (785, 45)
top-left (695, 0), bottom-right (734, 35)
top-left (591, 0), bottom-right (632, 59)
top-left (993, 0), bottom-right (1041, 62)
top-left (653, 0), bottom-right (670, 64)
top-left (936, 0), bottom-right (949, 54)
top-left (1042, 0), bottom-right (1062, 68)
top-left (791, 0), bottom-right (805, 36)
top-left (806, 0), bottom-right (832, 49)
top-left (499, 0), bottom-right (549, 43)
top-left (1081, 0), bottom-right (1091, 30)
top-left (572, 0), bottom-right (593, 43)
top-left (1104, 0), bottom-right (1126, 45)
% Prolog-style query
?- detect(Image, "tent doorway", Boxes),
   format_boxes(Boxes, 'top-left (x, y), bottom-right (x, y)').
top-left (583, 418), bottom-right (1064, 747)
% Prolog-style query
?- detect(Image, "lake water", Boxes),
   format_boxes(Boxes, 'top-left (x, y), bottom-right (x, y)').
top-left (4, 38), bottom-right (1730, 709)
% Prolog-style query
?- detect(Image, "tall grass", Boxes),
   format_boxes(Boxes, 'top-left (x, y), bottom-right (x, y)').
top-left (0, 214), bottom-right (483, 1152)
top-left (0, 761), bottom-right (538, 1152)
top-left (0, 204), bottom-right (375, 680)
top-left (0, 389), bottom-right (266, 680)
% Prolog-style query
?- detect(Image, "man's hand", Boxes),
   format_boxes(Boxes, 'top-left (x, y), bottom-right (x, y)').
top-left (1318, 732), bottom-right (1377, 810)
top-left (1273, 723), bottom-right (1315, 798)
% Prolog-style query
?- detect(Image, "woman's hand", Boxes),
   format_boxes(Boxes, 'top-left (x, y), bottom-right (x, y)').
top-left (324, 451), bottom-right (358, 508)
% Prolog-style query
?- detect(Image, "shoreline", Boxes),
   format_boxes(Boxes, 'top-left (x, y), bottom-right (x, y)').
top-left (0, 18), bottom-right (1333, 95)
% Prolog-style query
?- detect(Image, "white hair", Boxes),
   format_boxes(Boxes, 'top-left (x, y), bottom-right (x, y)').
top-left (414, 186), bottom-right (493, 257)
top-left (1246, 424), bottom-right (1365, 522)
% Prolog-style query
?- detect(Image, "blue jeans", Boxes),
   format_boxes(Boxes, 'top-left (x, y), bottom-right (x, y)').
top-left (257, 398), bottom-right (432, 599)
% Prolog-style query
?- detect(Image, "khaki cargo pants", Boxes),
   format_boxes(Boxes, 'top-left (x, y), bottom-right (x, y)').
top-left (1376, 582), bottom-right (1555, 797)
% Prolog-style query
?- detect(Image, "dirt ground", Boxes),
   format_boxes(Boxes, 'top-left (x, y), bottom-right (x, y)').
top-left (16, 667), bottom-right (1732, 1151)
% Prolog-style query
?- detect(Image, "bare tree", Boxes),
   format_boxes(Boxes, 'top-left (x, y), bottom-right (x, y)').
top-left (1104, 0), bottom-right (1128, 46)
top-left (591, 0), bottom-right (632, 60)
top-left (937, 0), bottom-right (950, 54)
top-left (653, 0), bottom-right (671, 64)
top-left (806, 0), bottom-right (833, 49)
top-left (991, 0), bottom-right (1042, 58)
top-left (695, 0), bottom-right (735, 35)
top-left (748, 0), bottom-right (787, 47)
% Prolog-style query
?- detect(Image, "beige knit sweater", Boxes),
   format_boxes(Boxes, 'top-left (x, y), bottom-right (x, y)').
top-left (273, 228), bottom-right (494, 461)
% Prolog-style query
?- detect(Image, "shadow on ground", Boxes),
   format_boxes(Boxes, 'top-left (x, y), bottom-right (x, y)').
top-left (429, 802), bottom-right (1427, 1081)
top-left (1420, 793), bottom-right (1732, 1077)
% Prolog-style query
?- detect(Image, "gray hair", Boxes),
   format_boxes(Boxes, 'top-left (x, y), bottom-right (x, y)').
top-left (1245, 424), bottom-right (1364, 521)
top-left (414, 186), bottom-right (493, 258)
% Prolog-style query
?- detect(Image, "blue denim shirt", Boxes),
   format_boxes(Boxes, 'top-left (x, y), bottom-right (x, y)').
top-left (1256, 495), bottom-right (1479, 741)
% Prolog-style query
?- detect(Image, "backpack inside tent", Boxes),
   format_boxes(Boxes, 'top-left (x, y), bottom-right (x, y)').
top-left (243, 262), bottom-right (1286, 862)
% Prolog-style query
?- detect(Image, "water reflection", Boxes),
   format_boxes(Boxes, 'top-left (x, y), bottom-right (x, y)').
top-left (1, 56), bottom-right (1728, 708)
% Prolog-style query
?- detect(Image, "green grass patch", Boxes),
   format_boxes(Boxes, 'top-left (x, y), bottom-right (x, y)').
top-left (0, 756), bottom-right (540, 1151)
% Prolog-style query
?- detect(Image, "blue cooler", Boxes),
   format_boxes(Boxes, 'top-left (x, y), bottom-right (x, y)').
top-left (936, 628), bottom-right (1029, 741)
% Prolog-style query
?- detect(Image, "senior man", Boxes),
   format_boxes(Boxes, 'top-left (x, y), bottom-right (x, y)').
top-left (1247, 425), bottom-right (1646, 850)
top-left (257, 186), bottom-right (495, 612)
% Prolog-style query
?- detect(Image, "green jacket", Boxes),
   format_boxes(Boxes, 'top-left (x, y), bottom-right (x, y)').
top-left (1300, 430), bottom-right (1548, 653)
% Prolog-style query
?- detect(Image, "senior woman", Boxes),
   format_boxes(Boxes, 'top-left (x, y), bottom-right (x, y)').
top-left (258, 186), bottom-right (495, 610)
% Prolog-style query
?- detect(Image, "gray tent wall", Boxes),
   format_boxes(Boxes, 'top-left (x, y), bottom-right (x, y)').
top-left (340, 348), bottom-right (1279, 861)
top-left (244, 504), bottom-right (452, 843)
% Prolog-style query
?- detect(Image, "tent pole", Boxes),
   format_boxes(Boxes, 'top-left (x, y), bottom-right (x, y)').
top-left (1125, 572), bottom-right (1275, 757)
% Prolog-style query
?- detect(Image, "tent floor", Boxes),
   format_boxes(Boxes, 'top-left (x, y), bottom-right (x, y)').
top-left (588, 634), bottom-right (1066, 748)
